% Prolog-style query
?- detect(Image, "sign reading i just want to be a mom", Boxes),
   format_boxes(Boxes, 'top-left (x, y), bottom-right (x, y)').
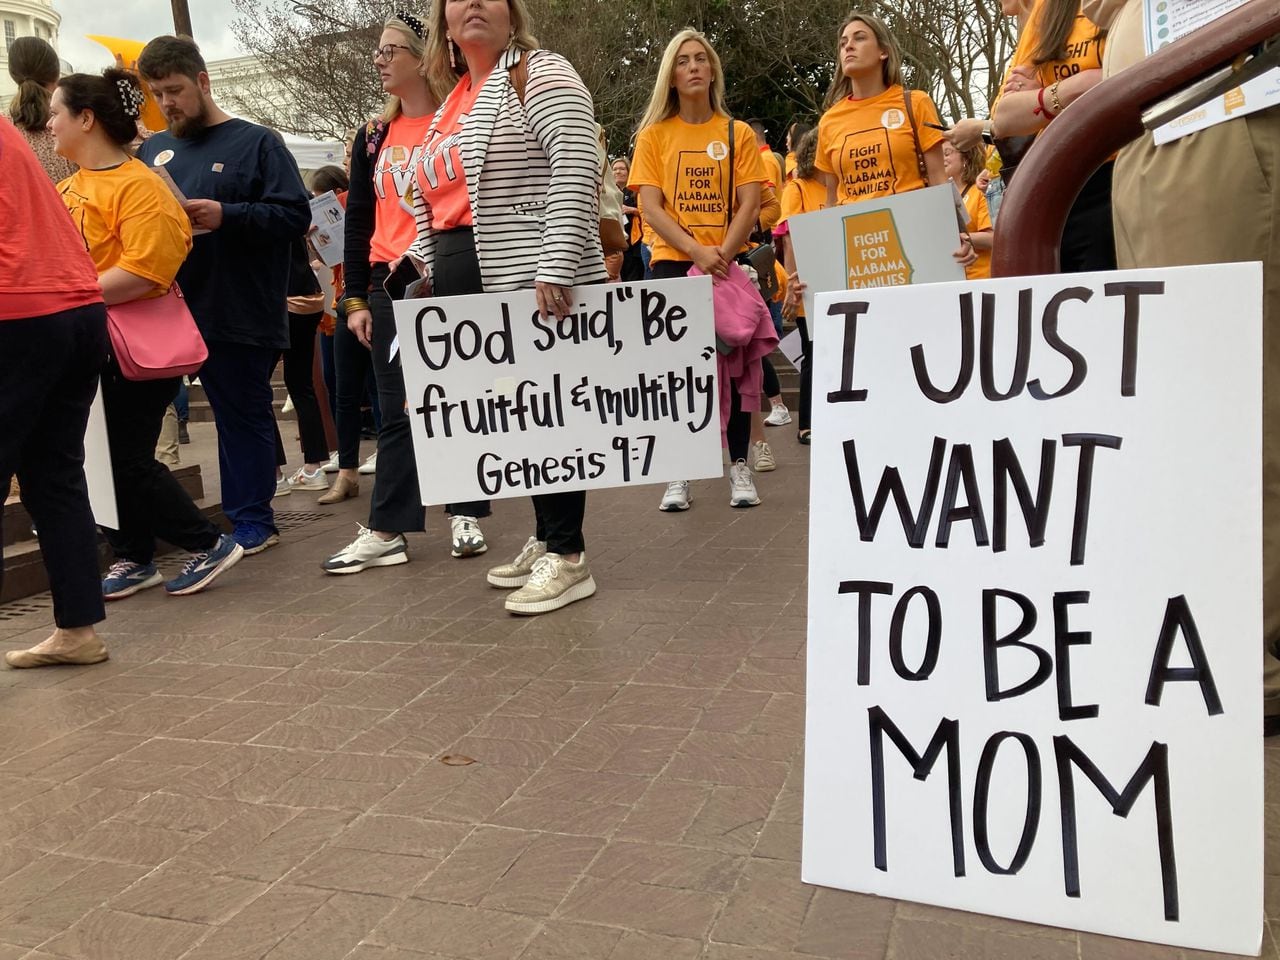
top-left (804, 263), bottom-right (1264, 955)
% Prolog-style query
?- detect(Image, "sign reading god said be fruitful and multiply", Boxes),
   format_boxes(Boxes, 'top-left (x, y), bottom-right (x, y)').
top-left (393, 277), bottom-right (721, 505)
top-left (804, 264), bottom-right (1263, 954)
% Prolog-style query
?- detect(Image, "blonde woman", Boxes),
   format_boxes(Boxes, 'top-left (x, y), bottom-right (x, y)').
top-left (943, 142), bottom-right (994, 280)
top-left (324, 12), bottom-right (493, 575)
top-left (628, 28), bottom-right (769, 512)
top-left (407, 0), bottom-right (606, 615)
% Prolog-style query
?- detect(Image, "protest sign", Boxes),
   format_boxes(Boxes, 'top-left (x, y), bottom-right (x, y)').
top-left (803, 264), bottom-right (1263, 954)
top-left (779, 327), bottom-right (805, 370)
top-left (393, 277), bottom-right (721, 505)
top-left (85, 385), bottom-right (118, 529)
top-left (308, 191), bottom-right (346, 267)
top-left (789, 184), bottom-right (967, 321)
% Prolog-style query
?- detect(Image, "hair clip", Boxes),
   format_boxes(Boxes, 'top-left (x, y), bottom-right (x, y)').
top-left (397, 10), bottom-right (425, 39)
top-left (116, 76), bottom-right (145, 119)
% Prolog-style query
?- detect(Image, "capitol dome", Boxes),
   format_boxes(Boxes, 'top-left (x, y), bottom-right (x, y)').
top-left (0, 0), bottom-right (62, 100)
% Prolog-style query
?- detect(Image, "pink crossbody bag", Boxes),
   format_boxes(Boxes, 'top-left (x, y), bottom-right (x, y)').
top-left (106, 284), bottom-right (208, 381)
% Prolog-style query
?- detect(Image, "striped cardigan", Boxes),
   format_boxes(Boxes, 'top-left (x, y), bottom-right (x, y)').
top-left (408, 46), bottom-right (607, 291)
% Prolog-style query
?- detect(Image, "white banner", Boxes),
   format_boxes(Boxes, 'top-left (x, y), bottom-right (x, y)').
top-left (789, 183), bottom-right (967, 321)
top-left (393, 277), bottom-right (722, 505)
top-left (85, 384), bottom-right (118, 530)
top-left (804, 264), bottom-right (1263, 954)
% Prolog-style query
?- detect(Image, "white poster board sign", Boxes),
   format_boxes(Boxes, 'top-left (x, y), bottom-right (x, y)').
top-left (804, 264), bottom-right (1263, 954)
top-left (393, 277), bottom-right (722, 505)
top-left (779, 327), bottom-right (805, 370)
top-left (789, 183), bottom-right (967, 322)
top-left (308, 191), bottom-right (346, 267)
top-left (85, 385), bottom-right (118, 529)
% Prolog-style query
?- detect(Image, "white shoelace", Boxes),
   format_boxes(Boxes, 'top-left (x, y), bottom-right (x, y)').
top-left (525, 555), bottom-right (562, 588)
top-left (511, 536), bottom-right (542, 566)
top-left (106, 560), bottom-right (140, 578)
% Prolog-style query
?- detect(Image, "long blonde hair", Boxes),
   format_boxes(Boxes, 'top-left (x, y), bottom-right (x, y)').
top-left (821, 12), bottom-right (903, 109)
top-left (424, 0), bottom-right (539, 103)
top-left (635, 29), bottom-right (727, 134)
top-left (379, 16), bottom-right (429, 123)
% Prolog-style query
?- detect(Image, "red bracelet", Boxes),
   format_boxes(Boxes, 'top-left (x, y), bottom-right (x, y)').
top-left (1034, 86), bottom-right (1047, 117)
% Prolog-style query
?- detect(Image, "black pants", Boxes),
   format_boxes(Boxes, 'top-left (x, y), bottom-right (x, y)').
top-left (762, 356), bottom-right (780, 397)
top-left (1061, 162), bottom-right (1117, 275)
top-left (0, 303), bottom-right (109, 628)
top-left (433, 228), bottom-right (585, 547)
top-left (368, 260), bottom-right (491, 531)
top-left (277, 311), bottom-right (329, 464)
top-left (797, 315), bottom-right (813, 432)
top-left (333, 308), bottom-right (377, 469)
top-left (101, 360), bottom-right (220, 564)
top-left (650, 259), bottom-right (752, 463)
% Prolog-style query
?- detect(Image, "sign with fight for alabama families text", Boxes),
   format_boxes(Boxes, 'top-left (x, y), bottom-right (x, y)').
top-left (804, 264), bottom-right (1263, 954)
top-left (393, 277), bottom-right (721, 505)
top-left (788, 182), bottom-right (966, 322)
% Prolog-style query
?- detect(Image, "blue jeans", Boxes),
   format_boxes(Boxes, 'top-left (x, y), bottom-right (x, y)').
top-left (986, 175), bottom-right (1005, 224)
top-left (198, 341), bottom-right (279, 535)
top-left (173, 379), bottom-right (189, 421)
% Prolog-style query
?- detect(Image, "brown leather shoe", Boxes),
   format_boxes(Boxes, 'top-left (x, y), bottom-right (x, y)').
top-left (5, 636), bottom-right (109, 668)
top-left (317, 475), bottom-right (359, 504)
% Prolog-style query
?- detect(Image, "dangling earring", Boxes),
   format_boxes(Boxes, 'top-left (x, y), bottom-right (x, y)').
top-left (447, 32), bottom-right (457, 69)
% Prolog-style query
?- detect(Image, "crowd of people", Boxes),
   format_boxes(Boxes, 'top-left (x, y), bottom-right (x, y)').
top-left (0, 0), bottom-right (1274, 685)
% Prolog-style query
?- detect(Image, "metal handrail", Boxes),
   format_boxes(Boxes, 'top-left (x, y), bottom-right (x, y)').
top-left (991, 0), bottom-right (1280, 278)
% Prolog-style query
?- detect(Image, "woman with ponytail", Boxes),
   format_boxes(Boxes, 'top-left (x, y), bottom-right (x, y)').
top-left (7, 35), bottom-right (74, 181)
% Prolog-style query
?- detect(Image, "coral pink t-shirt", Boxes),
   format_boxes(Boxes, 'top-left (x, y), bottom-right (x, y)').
top-left (369, 113), bottom-right (432, 265)
top-left (416, 73), bottom-right (487, 231)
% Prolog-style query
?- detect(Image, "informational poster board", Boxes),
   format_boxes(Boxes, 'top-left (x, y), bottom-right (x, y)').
top-left (85, 385), bottom-right (118, 529)
top-left (788, 184), bottom-right (967, 321)
top-left (1145, 0), bottom-right (1280, 144)
top-left (393, 277), bottom-right (722, 505)
top-left (803, 264), bottom-right (1263, 955)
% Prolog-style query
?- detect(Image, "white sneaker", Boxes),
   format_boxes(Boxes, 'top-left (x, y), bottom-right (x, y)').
top-left (729, 460), bottom-right (761, 507)
top-left (504, 553), bottom-right (597, 615)
top-left (322, 452), bottom-right (340, 474)
top-left (450, 515), bottom-right (488, 558)
top-left (659, 479), bottom-right (691, 512)
top-left (358, 452), bottom-right (378, 475)
top-left (287, 466), bottom-right (328, 492)
top-left (764, 401), bottom-right (792, 426)
top-left (273, 476), bottom-right (291, 498)
top-left (487, 536), bottom-right (547, 588)
top-left (321, 525), bottom-right (409, 574)
top-left (752, 440), bottom-right (777, 472)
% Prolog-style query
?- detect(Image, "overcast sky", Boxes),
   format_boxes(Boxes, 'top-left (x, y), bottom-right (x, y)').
top-left (56, 0), bottom-right (244, 74)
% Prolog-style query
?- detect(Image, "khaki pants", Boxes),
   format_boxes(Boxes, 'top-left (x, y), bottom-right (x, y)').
top-left (155, 403), bottom-right (180, 468)
top-left (1112, 106), bottom-right (1280, 715)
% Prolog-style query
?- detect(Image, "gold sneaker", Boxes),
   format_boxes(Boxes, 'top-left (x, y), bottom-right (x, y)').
top-left (504, 553), bottom-right (597, 615)
top-left (487, 536), bottom-right (546, 588)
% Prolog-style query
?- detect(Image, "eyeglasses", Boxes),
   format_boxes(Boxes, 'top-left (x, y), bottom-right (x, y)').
top-left (372, 43), bottom-right (414, 62)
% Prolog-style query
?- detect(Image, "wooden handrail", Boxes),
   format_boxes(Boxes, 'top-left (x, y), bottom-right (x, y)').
top-left (991, 0), bottom-right (1280, 278)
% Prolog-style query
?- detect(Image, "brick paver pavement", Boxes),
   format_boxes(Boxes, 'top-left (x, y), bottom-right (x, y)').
top-left (0, 428), bottom-right (1276, 959)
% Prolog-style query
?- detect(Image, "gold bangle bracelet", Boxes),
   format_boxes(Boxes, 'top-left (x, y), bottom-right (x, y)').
top-left (1049, 82), bottom-right (1064, 116)
top-left (340, 297), bottom-right (371, 314)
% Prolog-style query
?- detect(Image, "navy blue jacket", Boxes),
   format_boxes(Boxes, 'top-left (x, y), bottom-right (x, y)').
top-left (138, 119), bottom-right (311, 349)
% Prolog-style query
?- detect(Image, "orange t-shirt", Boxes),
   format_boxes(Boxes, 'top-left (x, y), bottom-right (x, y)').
top-left (628, 115), bottom-right (766, 264)
top-left (58, 157), bottom-right (193, 297)
top-left (960, 184), bottom-right (993, 280)
top-left (369, 112), bottom-right (432, 264)
top-left (416, 74), bottom-right (486, 231)
top-left (759, 144), bottom-right (784, 188)
top-left (1011, 2), bottom-right (1105, 89)
top-left (815, 85), bottom-right (944, 204)
top-left (778, 176), bottom-right (827, 225)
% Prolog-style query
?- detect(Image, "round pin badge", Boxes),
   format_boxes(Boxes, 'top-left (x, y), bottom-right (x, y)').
top-left (706, 140), bottom-right (729, 161)
top-left (880, 109), bottom-right (905, 130)
top-left (154, 149), bottom-right (175, 166)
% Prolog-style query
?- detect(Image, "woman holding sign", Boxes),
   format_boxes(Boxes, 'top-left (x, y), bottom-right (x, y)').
top-left (326, 12), bottom-right (494, 576)
top-left (406, 0), bottom-right (607, 615)
top-left (809, 15), bottom-right (976, 260)
top-left (628, 28), bottom-right (771, 512)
